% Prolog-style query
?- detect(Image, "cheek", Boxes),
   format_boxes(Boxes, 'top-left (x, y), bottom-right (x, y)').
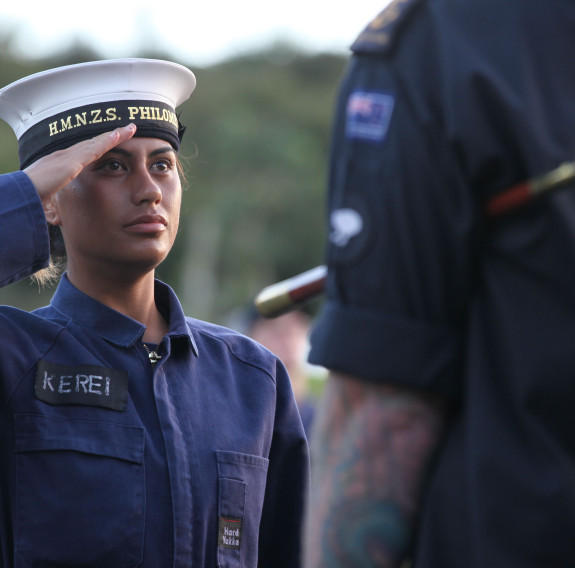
top-left (55, 186), bottom-right (87, 226)
top-left (56, 185), bottom-right (112, 234)
top-left (166, 188), bottom-right (182, 226)
top-left (169, 201), bottom-right (181, 242)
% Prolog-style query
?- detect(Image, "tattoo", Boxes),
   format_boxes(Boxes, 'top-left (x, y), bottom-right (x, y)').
top-left (304, 374), bottom-right (447, 568)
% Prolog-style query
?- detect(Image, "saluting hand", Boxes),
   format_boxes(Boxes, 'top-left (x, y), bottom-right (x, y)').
top-left (23, 124), bottom-right (137, 207)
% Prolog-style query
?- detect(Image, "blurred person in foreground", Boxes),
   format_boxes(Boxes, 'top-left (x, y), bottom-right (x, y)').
top-left (0, 58), bottom-right (308, 567)
top-left (303, 0), bottom-right (575, 566)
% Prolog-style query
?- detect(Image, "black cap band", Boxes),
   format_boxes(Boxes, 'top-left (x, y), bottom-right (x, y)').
top-left (19, 99), bottom-right (184, 168)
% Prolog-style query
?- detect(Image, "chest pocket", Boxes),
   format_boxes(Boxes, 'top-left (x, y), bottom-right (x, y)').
top-left (216, 450), bottom-right (269, 568)
top-left (14, 414), bottom-right (145, 568)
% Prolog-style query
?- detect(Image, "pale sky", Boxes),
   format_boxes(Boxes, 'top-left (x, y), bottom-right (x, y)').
top-left (0, 1), bottom-right (391, 67)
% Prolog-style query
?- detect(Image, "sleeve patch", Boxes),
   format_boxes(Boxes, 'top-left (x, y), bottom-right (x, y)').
top-left (328, 194), bottom-right (375, 265)
top-left (352, 0), bottom-right (424, 54)
top-left (346, 90), bottom-right (395, 143)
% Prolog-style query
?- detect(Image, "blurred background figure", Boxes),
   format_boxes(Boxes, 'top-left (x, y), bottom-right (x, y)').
top-left (248, 310), bottom-right (317, 438)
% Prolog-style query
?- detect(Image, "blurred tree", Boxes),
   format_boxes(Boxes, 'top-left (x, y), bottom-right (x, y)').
top-left (175, 48), bottom-right (344, 321)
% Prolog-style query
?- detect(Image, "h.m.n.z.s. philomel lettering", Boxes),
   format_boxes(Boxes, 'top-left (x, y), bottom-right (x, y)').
top-left (47, 104), bottom-right (177, 137)
top-left (127, 105), bottom-right (178, 127)
top-left (48, 107), bottom-right (119, 136)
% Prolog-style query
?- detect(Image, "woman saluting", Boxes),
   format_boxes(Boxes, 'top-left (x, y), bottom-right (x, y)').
top-left (0, 58), bottom-right (308, 567)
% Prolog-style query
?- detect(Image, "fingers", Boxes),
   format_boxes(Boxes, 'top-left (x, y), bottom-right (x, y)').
top-left (83, 124), bottom-right (137, 167)
top-left (24, 124), bottom-right (137, 206)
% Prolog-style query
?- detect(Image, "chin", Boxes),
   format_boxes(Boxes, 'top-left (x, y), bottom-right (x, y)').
top-left (132, 241), bottom-right (172, 262)
top-left (110, 248), bottom-right (170, 275)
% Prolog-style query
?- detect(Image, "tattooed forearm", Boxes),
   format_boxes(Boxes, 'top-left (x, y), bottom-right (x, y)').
top-left (304, 373), bottom-right (448, 568)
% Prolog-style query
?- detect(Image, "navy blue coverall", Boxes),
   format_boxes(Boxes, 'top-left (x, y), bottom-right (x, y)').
top-left (0, 171), bottom-right (309, 567)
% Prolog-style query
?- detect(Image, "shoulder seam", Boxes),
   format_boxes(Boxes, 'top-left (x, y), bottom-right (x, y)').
top-left (192, 324), bottom-right (279, 386)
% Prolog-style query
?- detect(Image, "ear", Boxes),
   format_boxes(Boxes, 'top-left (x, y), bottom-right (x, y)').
top-left (43, 196), bottom-right (61, 226)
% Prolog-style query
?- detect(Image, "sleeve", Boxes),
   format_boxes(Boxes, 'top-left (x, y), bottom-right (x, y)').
top-left (257, 359), bottom-right (310, 567)
top-left (0, 171), bottom-right (50, 287)
top-left (308, 50), bottom-right (481, 399)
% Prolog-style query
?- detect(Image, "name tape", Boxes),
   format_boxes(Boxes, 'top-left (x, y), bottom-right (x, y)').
top-left (35, 360), bottom-right (129, 412)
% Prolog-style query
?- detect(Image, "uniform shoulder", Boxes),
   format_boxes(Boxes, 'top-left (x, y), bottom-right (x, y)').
top-left (351, 0), bottom-right (425, 55)
top-left (185, 317), bottom-right (278, 376)
top-left (0, 305), bottom-right (65, 372)
top-left (186, 316), bottom-right (249, 343)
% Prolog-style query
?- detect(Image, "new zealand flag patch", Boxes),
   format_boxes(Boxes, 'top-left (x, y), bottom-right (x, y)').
top-left (346, 90), bottom-right (395, 143)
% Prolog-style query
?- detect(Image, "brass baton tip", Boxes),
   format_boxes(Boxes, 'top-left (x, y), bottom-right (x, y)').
top-left (254, 285), bottom-right (293, 318)
top-left (254, 265), bottom-right (327, 318)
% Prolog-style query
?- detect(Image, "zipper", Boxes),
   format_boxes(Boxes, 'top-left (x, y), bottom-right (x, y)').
top-left (142, 342), bottom-right (162, 370)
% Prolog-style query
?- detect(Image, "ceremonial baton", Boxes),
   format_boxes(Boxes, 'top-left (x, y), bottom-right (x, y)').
top-left (255, 265), bottom-right (328, 318)
top-left (255, 161), bottom-right (575, 318)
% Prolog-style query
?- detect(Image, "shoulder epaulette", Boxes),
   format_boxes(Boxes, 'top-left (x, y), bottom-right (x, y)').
top-left (351, 0), bottom-right (424, 54)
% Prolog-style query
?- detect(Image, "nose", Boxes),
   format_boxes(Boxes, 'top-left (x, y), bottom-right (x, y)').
top-left (131, 167), bottom-right (162, 205)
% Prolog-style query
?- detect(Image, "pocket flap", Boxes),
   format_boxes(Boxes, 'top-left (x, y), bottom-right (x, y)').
top-left (216, 450), bottom-right (269, 479)
top-left (15, 414), bottom-right (144, 464)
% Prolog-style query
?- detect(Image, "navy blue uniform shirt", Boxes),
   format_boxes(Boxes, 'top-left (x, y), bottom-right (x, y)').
top-left (309, 0), bottom-right (575, 565)
top-left (0, 171), bottom-right (309, 567)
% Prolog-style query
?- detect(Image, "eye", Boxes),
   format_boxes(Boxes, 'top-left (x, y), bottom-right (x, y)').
top-left (151, 159), bottom-right (175, 173)
top-left (107, 159), bottom-right (124, 171)
top-left (95, 158), bottom-right (126, 172)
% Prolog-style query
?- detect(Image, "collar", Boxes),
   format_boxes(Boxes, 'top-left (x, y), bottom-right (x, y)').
top-left (49, 274), bottom-right (198, 355)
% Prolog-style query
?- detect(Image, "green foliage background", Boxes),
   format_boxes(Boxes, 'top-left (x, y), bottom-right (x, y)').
top-left (0, 37), bottom-right (348, 324)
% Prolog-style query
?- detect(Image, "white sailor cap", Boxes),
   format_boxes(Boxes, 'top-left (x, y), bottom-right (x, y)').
top-left (0, 58), bottom-right (197, 168)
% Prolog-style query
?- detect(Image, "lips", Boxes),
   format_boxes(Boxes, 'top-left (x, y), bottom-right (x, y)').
top-left (124, 214), bottom-right (167, 233)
